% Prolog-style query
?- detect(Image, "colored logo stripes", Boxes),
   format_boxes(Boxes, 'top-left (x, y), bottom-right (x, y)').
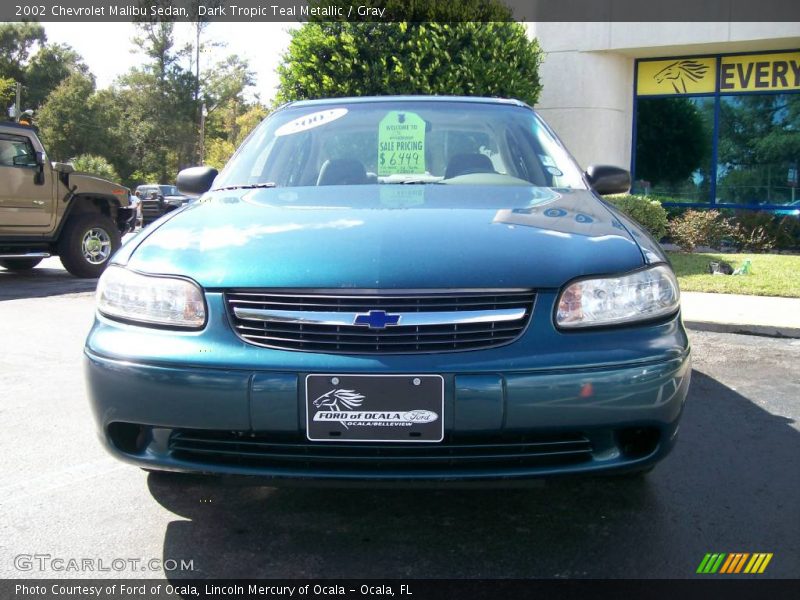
top-left (697, 553), bottom-right (773, 574)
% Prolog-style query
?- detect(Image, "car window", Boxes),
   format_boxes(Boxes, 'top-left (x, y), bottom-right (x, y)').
top-left (0, 135), bottom-right (35, 168)
top-left (216, 101), bottom-right (587, 190)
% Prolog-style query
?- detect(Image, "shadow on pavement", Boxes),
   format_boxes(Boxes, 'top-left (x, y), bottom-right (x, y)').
top-left (148, 370), bottom-right (799, 579)
top-left (0, 267), bottom-right (96, 301)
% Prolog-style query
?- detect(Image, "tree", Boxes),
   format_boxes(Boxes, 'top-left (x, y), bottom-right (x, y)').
top-left (71, 154), bottom-right (120, 182)
top-left (0, 23), bottom-right (45, 83)
top-left (276, 19), bottom-right (543, 106)
top-left (37, 73), bottom-right (103, 160)
top-left (320, 0), bottom-right (514, 22)
top-left (0, 75), bottom-right (14, 114)
top-left (114, 22), bottom-right (198, 183)
top-left (635, 97), bottom-right (710, 185)
top-left (0, 23), bottom-right (47, 115)
top-left (717, 94), bottom-right (800, 204)
top-left (24, 43), bottom-right (89, 108)
top-left (200, 54), bottom-right (256, 157)
top-left (204, 103), bottom-right (268, 169)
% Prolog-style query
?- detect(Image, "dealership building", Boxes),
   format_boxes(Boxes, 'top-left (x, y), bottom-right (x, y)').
top-left (529, 23), bottom-right (800, 211)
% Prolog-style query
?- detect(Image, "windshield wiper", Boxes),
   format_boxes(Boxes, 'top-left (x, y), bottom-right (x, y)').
top-left (213, 182), bottom-right (277, 191)
top-left (380, 174), bottom-right (444, 185)
top-left (399, 179), bottom-right (444, 185)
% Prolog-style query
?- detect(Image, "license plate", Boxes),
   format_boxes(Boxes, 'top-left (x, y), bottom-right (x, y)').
top-left (305, 374), bottom-right (444, 443)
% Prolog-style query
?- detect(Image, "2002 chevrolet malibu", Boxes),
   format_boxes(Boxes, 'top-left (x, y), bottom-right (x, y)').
top-left (85, 96), bottom-right (690, 483)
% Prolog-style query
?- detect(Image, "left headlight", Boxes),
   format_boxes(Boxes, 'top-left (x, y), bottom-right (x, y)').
top-left (96, 266), bottom-right (206, 328)
top-left (556, 264), bottom-right (679, 329)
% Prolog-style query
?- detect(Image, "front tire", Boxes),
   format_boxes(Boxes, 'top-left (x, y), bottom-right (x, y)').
top-left (58, 213), bottom-right (121, 278)
top-left (0, 258), bottom-right (43, 271)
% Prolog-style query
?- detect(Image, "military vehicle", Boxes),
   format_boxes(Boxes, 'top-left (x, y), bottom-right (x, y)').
top-left (0, 121), bottom-right (134, 278)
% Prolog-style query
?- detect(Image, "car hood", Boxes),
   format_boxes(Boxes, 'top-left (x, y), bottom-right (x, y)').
top-left (69, 173), bottom-right (130, 202)
top-left (121, 185), bottom-right (647, 289)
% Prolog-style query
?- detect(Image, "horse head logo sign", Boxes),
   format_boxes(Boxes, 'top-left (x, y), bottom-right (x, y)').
top-left (313, 389), bottom-right (366, 412)
top-left (654, 60), bottom-right (710, 93)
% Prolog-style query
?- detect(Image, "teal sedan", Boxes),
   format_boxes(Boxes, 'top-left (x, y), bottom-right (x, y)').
top-left (85, 97), bottom-right (690, 483)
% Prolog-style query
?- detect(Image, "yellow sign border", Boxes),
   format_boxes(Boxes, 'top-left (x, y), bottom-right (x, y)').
top-left (636, 50), bottom-right (800, 96)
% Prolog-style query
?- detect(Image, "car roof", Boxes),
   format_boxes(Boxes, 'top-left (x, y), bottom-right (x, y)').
top-left (0, 121), bottom-right (36, 132)
top-left (284, 95), bottom-right (531, 110)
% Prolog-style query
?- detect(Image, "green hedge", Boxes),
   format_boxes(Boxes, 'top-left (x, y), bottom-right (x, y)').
top-left (605, 194), bottom-right (669, 241)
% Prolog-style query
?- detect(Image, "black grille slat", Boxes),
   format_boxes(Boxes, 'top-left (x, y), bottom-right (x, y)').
top-left (168, 430), bottom-right (593, 472)
top-left (170, 435), bottom-right (589, 451)
top-left (225, 290), bottom-right (535, 354)
top-left (236, 331), bottom-right (519, 344)
top-left (234, 323), bottom-right (523, 337)
top-left (227, 298), bottom-right (531, 310)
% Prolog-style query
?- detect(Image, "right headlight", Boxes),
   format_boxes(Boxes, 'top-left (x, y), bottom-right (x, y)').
top-left (556, 264), bottom-right (680, 329)
top-left (96, 266), bottom-right (206, 328)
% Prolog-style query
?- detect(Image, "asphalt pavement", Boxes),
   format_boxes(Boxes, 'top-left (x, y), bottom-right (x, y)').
top-left (1, 259), bottom-right (798, 579)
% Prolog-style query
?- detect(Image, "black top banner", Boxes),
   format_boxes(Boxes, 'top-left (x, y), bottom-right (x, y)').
top-left (4, 0), bottom-right (800, 22)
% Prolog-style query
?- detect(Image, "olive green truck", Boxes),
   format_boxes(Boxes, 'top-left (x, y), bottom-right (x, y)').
top-left (0, 121), bottom-right (134, 278)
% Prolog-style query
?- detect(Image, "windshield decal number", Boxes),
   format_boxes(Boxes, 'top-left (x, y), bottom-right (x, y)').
top-left (274, 108), bottom-right (348, 137)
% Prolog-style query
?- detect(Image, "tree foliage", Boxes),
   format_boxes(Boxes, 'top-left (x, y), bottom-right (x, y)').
top-left (37, 73), bottom-right (103, 161)
top-left (24, 43), bottom-right (89, 108)
top-left (0, 23), bottom-right (45, 82)
top-left (316, 0), bottom-right (514, 22)
top-left (606, 194), bottom-right (669, 240)
top-left (635, 97), bottom-right (710, 185)
top-left (717, 94), bottom-right (800, 205)
top-left (204, 103), bottom-right (268, 169)
top-left (276, 20), bottom-right (543, 106)
top-left (0, 23), bottom-right (92, 114)
top-left (0, 75), bottom-right (14, 111)
top-left (71, 154), bottom-right (120, 182)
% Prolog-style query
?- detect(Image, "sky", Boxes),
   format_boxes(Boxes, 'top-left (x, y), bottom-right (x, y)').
top-left (43, 22), bottom-right (295, 103)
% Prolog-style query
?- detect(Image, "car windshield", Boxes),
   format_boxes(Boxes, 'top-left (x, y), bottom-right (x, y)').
top-left (215, 100), bottom-right (587, 190)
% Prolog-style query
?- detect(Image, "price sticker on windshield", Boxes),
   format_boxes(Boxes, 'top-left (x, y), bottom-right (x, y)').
top-left (378, 111), bottom-right (426, 176)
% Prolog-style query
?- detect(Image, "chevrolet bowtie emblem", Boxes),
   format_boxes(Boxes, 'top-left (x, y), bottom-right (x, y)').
top-left (353, 310), bottom-right (402, 329)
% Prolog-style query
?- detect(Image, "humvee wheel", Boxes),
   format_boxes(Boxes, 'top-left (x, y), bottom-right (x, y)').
top-left (58, 213), bottom-right (121, 278)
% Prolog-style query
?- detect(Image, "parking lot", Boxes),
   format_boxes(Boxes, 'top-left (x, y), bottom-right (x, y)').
top-left (1, 258), bottom-right (799, 579)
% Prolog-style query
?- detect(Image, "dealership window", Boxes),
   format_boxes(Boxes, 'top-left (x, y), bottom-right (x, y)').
top-left (632, 51), bottom-right (800, 211)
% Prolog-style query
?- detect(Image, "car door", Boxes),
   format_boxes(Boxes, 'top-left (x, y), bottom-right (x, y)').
top-left (0, 133), bottom-right (55, 232)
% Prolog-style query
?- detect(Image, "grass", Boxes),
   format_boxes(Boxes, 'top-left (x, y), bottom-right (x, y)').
top-left (666, 252), bottom-right (800, 298)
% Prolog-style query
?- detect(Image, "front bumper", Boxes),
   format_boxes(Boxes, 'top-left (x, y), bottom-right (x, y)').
top-left (84, 347), bottom-right (691, 483)
top-left (117, 207), bottom-right (136, 234)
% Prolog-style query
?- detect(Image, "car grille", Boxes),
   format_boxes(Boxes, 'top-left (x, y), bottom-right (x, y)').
top-left (140, 200), bottom-right (163, 220)
top-left (224, 290), bottom-right (536, 354)
top-left (169, 430), bottom-right (593, 474)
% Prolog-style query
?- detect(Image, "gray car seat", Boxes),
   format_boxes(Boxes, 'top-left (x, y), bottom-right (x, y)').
top-left (317, 158), bottom-right (368, 185)
top-left (445, 153), bottom-right (496, 179)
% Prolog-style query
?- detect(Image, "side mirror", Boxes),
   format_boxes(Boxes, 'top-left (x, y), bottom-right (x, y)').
top-left (585, 164), bottom-right (631, 196)
top-left (35, 151), bottom-right (46, 166)
top-left (177, 166), bottom-right (218, 196)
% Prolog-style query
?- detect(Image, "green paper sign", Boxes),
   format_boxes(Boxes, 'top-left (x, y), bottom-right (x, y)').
top-left (378, 111), bottom-right (426, 175)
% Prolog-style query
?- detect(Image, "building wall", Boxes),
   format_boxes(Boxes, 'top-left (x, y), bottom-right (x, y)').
top-left (528, 22), bottom-right (800, 170)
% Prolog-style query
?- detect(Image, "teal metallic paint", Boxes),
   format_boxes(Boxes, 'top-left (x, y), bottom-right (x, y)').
top-left (85, 96), bottom-right (691, 482)
top-left (84, 348), bottom-right (689, 480)
top-left (87, 292), bottom-right (687, 372)
top-left (115, 186), bottom-right (644, 290)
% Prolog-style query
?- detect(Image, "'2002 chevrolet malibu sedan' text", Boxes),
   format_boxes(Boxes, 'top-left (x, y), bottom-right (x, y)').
top-left (85, 96), bottom-right (690, 484)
